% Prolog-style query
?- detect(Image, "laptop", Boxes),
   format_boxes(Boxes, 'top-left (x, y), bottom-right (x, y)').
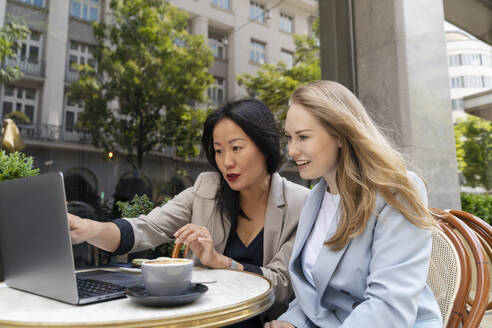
top-left (0, 172), bottom-right (142, 304)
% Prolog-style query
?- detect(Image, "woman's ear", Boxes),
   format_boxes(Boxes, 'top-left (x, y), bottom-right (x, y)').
top-left (337, 137), bottom-right (343, 148)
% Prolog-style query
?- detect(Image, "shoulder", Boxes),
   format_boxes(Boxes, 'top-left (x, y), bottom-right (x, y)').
top-left (191, 172), bottom-right (221, 200)
top-left (274, 173), bottom-right (310, 208)
top-left (406, 171), bottom-right (427, 204)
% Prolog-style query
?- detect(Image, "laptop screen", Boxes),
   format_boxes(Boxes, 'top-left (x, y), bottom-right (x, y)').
top-left (0, 172), bottom-right (79, 304)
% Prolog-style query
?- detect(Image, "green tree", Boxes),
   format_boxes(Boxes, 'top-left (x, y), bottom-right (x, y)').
top-left (0, 20), bottom-right (29, 83)
top-left (454, 115), bottom-right (492, 190)
top-left (70, 0), bottom-right (214, 169)
top-left (237, 19), bottom-right (320, 123)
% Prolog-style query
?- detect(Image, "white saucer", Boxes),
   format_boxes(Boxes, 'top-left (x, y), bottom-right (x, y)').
top-left (119, 267), bottom-right (141, 274)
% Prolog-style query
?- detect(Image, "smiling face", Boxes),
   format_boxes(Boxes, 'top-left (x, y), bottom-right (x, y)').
top-left (285, 103), bottom-right (341, 182)
top-left (213, 118), bottom-right (269, 192)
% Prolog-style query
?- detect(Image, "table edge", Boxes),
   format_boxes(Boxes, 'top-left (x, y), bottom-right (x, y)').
top-left (0, 269), bottom-right (275, 328)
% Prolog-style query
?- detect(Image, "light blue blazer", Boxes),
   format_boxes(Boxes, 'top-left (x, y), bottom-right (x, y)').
top-left (278, 172), bottom-right (442, 328)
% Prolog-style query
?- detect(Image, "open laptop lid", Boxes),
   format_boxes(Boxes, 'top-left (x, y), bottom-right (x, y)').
top-left (0, 172), bottom-right (79, 304)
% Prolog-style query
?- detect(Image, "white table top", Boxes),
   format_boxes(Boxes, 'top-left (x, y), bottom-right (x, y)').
top-left (0, 267), bottom-right (274, 327)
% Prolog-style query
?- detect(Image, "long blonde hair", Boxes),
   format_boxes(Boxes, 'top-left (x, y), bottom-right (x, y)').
top-left (290, 81), bottom-right (435, 250)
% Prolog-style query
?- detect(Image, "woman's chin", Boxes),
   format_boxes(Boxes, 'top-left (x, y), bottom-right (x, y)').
top-left (225, 180), bottom-right (242, 191)
top-left (299, 171), bottom-right (319, 181)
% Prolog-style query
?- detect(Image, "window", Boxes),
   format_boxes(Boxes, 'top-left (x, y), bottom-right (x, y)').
top-left (65, 95), bottom-right (84, 132)
top-left (250, 2), bottom-right (265, 23)
top-left (452, 76), bottom-right (492, 88)
top-left (280, 13), bottom-right (293, 33)
top-left (208, 33), bottom-right (227, 60)
top-left (212, 0), bottom-right (230, 10)
top-left (450, 77), bottom-right (462, 88)
top-left (483, 77), bottom-right (492, 88)
top-left (18, 0), bottom-right (44, 7)
top-left (280, 49), bottom-right (293, 69)
top-left (67, 41), bottom-right (96, 80)
top-left (461, 54), bottom-right (482, 66)
top-left (448, 55), bottom-right (461, 66)
top-left (449, 54), bottom-right (492, 67)
top-left (463, 76), bottom-right (483, 88)
top-left (71, 0), bottom-right (100, 22)
top-left (1, 85), bottom-right (36, 122)
top-left (250, 39), bottom-right (265, 64)
top-left (208, 77), bottom-right (226, 105)
top-left (451, 99), bottom-right (464, 110)
top-left (13, 30), bottom-right (42, 64)
top-left (482, 55), bottom-right (492, 67)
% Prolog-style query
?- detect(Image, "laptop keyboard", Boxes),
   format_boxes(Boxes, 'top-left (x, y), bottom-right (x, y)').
top-left (76, 277), bottom-right (125, 299)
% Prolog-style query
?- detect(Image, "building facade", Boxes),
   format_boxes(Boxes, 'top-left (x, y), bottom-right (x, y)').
top-left (0, 0), bottom-right (316, 203)
top-left (446, 30), bottom-right (492, 121)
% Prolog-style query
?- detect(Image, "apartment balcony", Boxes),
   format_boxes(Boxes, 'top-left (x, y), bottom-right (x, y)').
top-left (14, 122), bottom-right (91, 145)
top-left (2, 58), bottom-right (45, 78)
top-left (65, 70), bottom-right (101, 84)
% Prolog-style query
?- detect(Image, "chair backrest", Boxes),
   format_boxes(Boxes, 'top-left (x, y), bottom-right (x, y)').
top-left (448, 209), bottom-right (492, 312)
top-left (427, 227), bottom-right (462, 327)
top-left (431, 208), bottom-right (490, 328)
top-left (171, 242), bottom-right (189, 258)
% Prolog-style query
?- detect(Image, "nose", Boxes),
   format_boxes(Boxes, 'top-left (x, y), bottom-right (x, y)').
top-left (223, 151), bottom-right (235, 168)
top-left (288, 140), bottom-right (300, 159)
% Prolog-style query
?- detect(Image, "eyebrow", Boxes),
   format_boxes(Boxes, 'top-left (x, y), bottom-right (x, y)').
top-left (284, 129), bottom-right (313, 134)
top-left (214, 137), bottom-right (246, 145)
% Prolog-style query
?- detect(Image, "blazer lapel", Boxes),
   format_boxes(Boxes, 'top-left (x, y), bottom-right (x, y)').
top-left (263, 173), bottom-right (286, 263)
top-left (213, 207), bottom-right (231, 254)
top-left (291, 180), bottom-right (326, 261)
top-left (311, 204), bottom-right (351, 297)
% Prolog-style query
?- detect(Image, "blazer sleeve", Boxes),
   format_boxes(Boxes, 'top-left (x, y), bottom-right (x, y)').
top-left (261, 225), bottom-right (297, 305)
top-left (124, 186), bottom-right (195, 253)
top-left (278, 297), bottom-right (312, 328)
top-left (340, 174), bottom-right (432, 328)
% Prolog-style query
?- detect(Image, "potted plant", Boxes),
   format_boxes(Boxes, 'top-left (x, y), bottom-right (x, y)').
top-left (0, 151), bottom-right (39, 281)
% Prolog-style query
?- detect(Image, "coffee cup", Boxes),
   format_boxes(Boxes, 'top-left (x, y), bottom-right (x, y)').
top-left (141, 258), bottom-right (193, 296)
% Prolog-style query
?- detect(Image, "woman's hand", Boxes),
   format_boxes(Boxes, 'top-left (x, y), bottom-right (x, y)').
top-left (264, 320), bottom-right (295, 328)
top-left (174, 224), bottom-right (226, 268)
top-left (68, 213), bottom-right (96, 244)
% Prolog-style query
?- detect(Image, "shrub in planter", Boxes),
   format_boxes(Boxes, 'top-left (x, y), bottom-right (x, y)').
top-left (0, 151), bottom-right (39, 181)
top-left (460, 192), bottom-right (492, 225)
top-left (116, 194), bottom-right (180, 260)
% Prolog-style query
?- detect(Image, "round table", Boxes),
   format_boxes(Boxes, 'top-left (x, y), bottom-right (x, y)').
top-left (0, 267), bottom-right (274, 327)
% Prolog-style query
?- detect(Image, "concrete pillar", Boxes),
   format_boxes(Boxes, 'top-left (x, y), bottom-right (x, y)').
top-left (40, 0), bottom-right (69, 126)
top-left (191, 15), bottom-right (208, 37)
top-left (319, 0), bottom-right (460, 209)
top-left (0, 0), bottom-right (6, 28)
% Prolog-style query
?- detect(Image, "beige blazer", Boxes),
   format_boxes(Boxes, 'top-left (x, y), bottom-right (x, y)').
top-left (124, 172), bottom-right (309, 316)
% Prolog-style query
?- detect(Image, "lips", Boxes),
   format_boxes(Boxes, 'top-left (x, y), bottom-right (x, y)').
top-left (296, 160), bottom-right (311, 170)
top-left (226, 173), bottom-right (240, 182)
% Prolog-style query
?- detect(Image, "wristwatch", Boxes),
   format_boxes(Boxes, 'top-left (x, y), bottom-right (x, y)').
top-left (228, 257), bottom-right (239, 270)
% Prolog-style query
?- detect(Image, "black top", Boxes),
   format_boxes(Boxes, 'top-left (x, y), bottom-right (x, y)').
top-left (223, 228), bottom-right (264, 275)
top-left (222, 228), bottom-right (264, 328)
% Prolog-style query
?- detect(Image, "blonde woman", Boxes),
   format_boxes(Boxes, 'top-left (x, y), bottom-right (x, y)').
top-left (265, 81), bottom-right (442, 328)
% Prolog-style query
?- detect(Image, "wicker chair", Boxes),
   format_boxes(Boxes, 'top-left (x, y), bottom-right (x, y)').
top-left (431, 208), bottom-right (490, 328)
top-left (427, 227), bottom-right (462, 327)
top-left (448, 209), bottom-right (492, 313)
